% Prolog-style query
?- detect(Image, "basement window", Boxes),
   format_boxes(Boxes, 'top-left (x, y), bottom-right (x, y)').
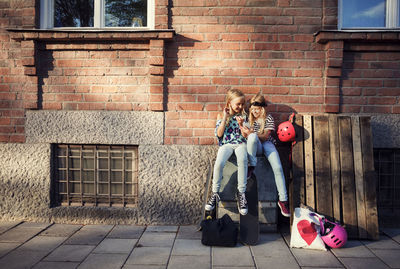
top-left (54, 144), bottom-right (138, 207)
top-left (374, 148), bottom-right (400, 226)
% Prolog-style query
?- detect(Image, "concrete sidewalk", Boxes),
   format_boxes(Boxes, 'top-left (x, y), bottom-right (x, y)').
top-left (0, 221), bottom-right (399, 269)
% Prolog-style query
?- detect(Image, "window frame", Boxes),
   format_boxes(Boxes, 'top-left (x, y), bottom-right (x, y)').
top-left (40, 0), bottom-right (155, 30)
top-left (338, 0), bottom-right (400, 30)
top-left (54, 144), bottom-right (139, 208)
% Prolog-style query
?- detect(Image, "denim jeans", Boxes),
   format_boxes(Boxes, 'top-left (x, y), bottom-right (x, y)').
top-left (212, 143), bottom-right (248, 193)
top-left (247, 133), bottom-right (288, 201)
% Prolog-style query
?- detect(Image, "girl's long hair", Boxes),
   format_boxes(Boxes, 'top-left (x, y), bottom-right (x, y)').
top-left (249, 93), bottom-right (267, 133)
top-left (221, 89), bottom-right (246, 126)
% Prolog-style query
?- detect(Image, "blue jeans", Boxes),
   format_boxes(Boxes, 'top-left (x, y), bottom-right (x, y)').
top-left (212, 143), bottom-right (248, 193)
top-left (247, 133), bottom-right (288, 201)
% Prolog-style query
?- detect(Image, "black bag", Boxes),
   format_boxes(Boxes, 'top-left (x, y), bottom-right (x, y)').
top-left (200, 214), bottom-right (238, 247)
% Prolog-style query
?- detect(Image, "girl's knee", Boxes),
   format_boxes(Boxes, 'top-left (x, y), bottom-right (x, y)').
top-left (248, 133), bottom-right (257, 143)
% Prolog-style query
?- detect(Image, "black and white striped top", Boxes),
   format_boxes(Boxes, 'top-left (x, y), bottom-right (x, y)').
top-left (252, 114), bottom-right (276, 144)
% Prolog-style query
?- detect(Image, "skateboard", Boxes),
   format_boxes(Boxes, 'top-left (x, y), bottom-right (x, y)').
top-left (198, 160), bottom-right (216, 230)
top-left (239, 173), bottom-right (259, 245)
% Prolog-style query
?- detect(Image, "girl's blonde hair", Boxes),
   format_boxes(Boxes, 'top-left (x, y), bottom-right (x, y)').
top-left (249, 93), bottom-right (267, 133)
top-left (221, 89), bottom-right (246, 125)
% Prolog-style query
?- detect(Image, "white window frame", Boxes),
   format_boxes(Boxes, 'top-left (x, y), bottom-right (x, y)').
top-left (40, 0), bottom-right (154, 30)
top-left (339, 0), bottom-right (399, 30)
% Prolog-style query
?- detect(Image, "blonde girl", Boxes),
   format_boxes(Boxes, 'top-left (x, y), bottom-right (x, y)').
top-left (205, 89), bottom-right (249, 215)
top-left (245, 93), bottom-right (290, 217)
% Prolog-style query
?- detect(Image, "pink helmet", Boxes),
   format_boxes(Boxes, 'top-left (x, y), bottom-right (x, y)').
top-left (277, 121), bottom-right (295, 142)
top-left (319, 218), bottom-right (347, 248)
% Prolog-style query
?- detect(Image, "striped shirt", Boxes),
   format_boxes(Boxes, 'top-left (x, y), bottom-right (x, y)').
top-left (251, 114), bottom-right (276, 144)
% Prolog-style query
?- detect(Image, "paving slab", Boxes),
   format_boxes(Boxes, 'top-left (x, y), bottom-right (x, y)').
top-left (301, 266), bottom-right (345, 269)
top-left (362, 235), bottom-right (400, 250)
top-left (138, 232), bottom-right (176, 247)
top-left (382, 228), bottom-right (400, 244)
top-left (125, 246), bottom-right (171, 265)
top-left (93, 238), bottom-right (137, 254)
top-left (339, 257), bottom-right (390, 269)
top-left (167, 255), bottom-right (210, 269)
top-left (171, 239), bottom-right (210, 256)
top-left (0, 242), bottom-right (20, 258)
top-left (33, 261), bottom-right (80, 269)
top-left (176, 225), bottom-right (202, 240)
top-left (40, 224), bottom-right (82, 237)
top-left (331, 240), bottom-right (375, 258)
top-left (212, 266), bottom-right (256, 269)
top-left (122, 265), bottom-right (165, 269)
top-left (19, 236), bottom-right (67, 252)
top-left (107, 225), bottom-right (145, 239)
top-left (0, 221), bottom-right (21, 234)
top-left (0, 227), bottom-right (46, 243)
top-left (44, 244), bottom-right (95, 262)
top-left (290, 248), bottom-right (343, 268)
top-left (212, 245), bottom-right (254, 267)
top-left (64, 225), bottom-right (113, 245)
top-left (251, 235), bottom-right (293, 258)
top-left (255, 256), bottom-right (300, 269)
top-left (0, 250), bottom-right (49, 269)
top-left (370, 249), bottom-right (400, 268)
top-left (145, 225), bottom-right (178, 233)
top-left (18, 222), bottom-right (53, 229)
top-left (77, 253), bottom-right (128, 269)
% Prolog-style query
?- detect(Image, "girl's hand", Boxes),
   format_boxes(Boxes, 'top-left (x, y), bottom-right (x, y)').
top-left (223, 106), bottom-right (230, 119)
top-left (240, 126), bottom-right (252, 138)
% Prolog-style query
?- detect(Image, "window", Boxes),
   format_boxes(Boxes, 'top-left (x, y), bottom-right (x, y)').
top-left (339, 0), bottom-right (400, 29)
top-left (40, 0), bottom-right (154, 29)
top-left (374, 148), bottom-right (400, 226)
top-left (54, 145), bottom-right (138, 207)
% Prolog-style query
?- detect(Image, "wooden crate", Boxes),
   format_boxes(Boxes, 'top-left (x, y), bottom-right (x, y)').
top-left (290, 114), bottom-right (379, 240)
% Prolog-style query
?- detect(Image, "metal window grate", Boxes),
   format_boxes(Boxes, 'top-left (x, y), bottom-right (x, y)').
top-left (54, 144), bottom-right (138, 207)
top-left (374, 148), bottom-right (400, 210)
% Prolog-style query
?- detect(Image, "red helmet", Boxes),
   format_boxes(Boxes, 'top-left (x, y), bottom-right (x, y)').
top-left (277, 121), bottom-right (295, 142)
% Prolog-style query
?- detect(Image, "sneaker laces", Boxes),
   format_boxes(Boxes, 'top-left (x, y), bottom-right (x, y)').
top-left (238, 192), bottom-right (247, 208)
top-left (208, 193), bottom-right (220, 206)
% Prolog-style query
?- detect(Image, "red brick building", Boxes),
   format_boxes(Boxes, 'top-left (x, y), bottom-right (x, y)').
top-left (0, 0), bottom-right (399, 225)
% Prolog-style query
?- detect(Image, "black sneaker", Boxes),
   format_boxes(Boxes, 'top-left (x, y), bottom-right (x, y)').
top-left (205, 192), bottom-right (220, 211)
top-left (237, 192), bottom-right (248, 215)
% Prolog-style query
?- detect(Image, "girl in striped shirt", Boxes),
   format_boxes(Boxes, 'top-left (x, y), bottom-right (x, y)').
top-left (244, 93), bottom-right (290, 217)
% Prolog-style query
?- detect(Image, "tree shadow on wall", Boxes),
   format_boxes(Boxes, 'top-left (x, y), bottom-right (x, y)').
top-left (163, 34), bottom-right (201, 111)
top-left (36, 43), bottom-right (55, 110)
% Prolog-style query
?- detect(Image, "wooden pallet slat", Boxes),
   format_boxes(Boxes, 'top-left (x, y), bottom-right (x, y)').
top-left (290, 115), bottom-right (304, 224)
top-left (338, 116), bottom-right (358, 238)
top-left (328, 115), bottom-right (342, 222)
top-left (313, 116), bottom-right (333, 217)
top-left (360, 116), bottom-right (379, 240)
top-left (303, 115), bottom-right (315, 210)
top-left (351, 116), bottom-right (368, 239)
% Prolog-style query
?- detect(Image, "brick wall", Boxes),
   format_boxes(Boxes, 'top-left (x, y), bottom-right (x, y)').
top-left (0, 0), bottom-right (399, 145)
top-left (342, 49), bottom-right (400, 114)
top-left (37, 44), bottom-right (150, 111)
top-left (0, 0), bottom-right (35, 142)
top-left (165, 0), bottom-right (326, 144)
